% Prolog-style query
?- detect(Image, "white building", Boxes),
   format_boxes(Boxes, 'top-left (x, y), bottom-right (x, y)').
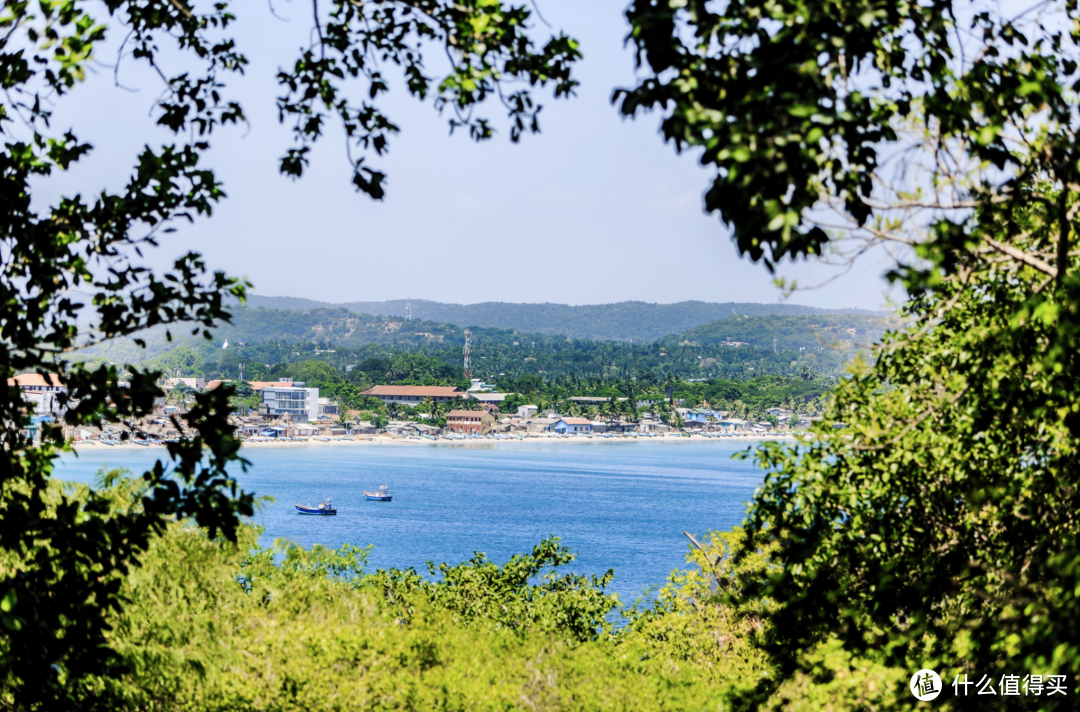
top-left (260, 386), bottom-right (320, 422)
top-left (8, 373), bottom-right (66, 417)
top-left (164, 377), bottom-right (206, 391)
top-left (318, 398), bottom-right (339, 419)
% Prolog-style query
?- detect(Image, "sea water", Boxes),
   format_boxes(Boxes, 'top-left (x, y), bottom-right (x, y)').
top-left (54, 440), bottom-right (766, 602)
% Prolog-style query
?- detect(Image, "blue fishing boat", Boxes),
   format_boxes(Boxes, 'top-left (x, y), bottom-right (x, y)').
top-left (364, 485), bottom-right (392, 502)
top-left (295, 497), bottom-right (337, 515)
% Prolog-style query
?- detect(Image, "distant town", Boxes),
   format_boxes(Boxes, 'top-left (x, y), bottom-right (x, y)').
top-left (10, 372), bottom-right (810, 445)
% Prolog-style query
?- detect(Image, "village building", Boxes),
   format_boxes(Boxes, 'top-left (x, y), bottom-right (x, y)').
top-left (526, 417), bottom-right (559, 434)
top-left (164, 377), bottom-right (206, 391)
top-left (258, 385), bottom-right (320, 422)
top-left (247, 378), bottom-right (306, 391)
top-left (359, 385), bottom-right (463, 406)
top-left (445, 410), bottom-right (497, 434)
top-left (8, 373), bottom-right (66, 417)
top-left (552, 417), bottom-right (592, 434)
top-left (467, 392), bottom-right (508, 408)
top-left (516, 404), bottom-right (538, 419)
top-left (318, 398), bottom-right (339, 419)
top-left (386, 421), bottom-right (441, 437)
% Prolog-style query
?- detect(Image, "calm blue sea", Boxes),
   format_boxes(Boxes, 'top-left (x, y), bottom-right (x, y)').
top-left (54, 440), bottom-right (767, 602)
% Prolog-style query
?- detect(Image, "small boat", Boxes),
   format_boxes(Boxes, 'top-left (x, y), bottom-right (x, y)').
top-left (295, 497), bottom-right (337, 515)
top-left (364, 485), bottom-right (392, 502)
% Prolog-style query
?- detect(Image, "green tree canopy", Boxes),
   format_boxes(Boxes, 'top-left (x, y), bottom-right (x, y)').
top-left (0, 0), bottom-right (580, 706)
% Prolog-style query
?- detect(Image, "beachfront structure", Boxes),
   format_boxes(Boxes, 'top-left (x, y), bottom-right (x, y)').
top-left (259, 386), bottom-right (320, 422)
top-left (318, 398), bottom-right (339, 418)
top-left (553, 418), bottom-right (592, 434)
top-left (359, 385), bottom-right (463, 407)
top-left (517, 405), bottom-right (538, 419)
top-left (446, 410), bottom-right (497, 434)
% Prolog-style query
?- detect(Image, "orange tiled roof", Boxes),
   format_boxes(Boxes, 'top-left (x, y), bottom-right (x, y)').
top-left (361, 385), bottom-right (462, 397)
top-left (446, 410), bottom-right (487, 418)
top-left (8, 373), bottom-right (64, 388)
top-left (248, 381), bottom-right (301, 391)
top-left (560, 418), bottom-right (593, 425)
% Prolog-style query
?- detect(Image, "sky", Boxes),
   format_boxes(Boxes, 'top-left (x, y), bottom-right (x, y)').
top-left (36, 0), bottom-right (902, 310)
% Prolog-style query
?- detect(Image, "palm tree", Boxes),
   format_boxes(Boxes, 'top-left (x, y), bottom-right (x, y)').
top-left (386, 401), bottom-right (401, 420)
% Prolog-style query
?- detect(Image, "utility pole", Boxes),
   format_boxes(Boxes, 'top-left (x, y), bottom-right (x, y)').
top-left (463, 328), bottom-right (472, 380)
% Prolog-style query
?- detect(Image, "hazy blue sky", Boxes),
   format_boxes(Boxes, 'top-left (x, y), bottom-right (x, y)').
top-left (38, 0), bottom-right (900, 309)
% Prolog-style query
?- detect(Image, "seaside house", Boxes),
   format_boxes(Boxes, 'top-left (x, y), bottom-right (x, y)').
top-left (552, 418), bottom-right (592, 434)
top-left (446, 410), bottom-right (497, 434)
top-left (259, 385), bottom-right (320, 422)
top-left (526, 417), bottom-right (559, 434)
top-left (517, 405), bottom-right (538, 419)
top-left (386, 421), bottom-right (440, 437)
top-left (318, 398), bottom-right (339, 419)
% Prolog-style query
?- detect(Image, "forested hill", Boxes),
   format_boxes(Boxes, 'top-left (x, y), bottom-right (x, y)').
top-left (78, 306), bottom-right (894, 383)
top-left (664, 314), bottom-right (894, 352)
top-left (240, 295), bottom-right (882, 342)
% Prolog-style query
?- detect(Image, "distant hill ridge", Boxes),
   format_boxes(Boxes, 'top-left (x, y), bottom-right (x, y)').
top-left (241, 295), bottom-right (883, 342)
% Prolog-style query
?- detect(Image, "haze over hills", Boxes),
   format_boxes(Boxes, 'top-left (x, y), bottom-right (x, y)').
top-left (241, 295), bottom-right (885, 342)
top-left (77, 305), bottom-right (893, 381)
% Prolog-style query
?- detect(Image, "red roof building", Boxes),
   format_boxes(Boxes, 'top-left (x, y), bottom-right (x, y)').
top-left (7, 373), bottom-right (65, 392)
top-left (360, 385), bottom-right (463, 406)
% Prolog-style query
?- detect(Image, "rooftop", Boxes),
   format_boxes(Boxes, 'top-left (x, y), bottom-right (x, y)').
top-left (8, 373), bottom-right (64, 388)
top-left (446, 409), bottom-right (489, 418)
top-left (361, 385), bottom-right (463, 397)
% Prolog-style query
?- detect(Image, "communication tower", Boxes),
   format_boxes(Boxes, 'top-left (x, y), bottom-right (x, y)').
top-left (405, 298), bottom-right (412, 321)
top-left (463, 328), bottom-right (472, 380)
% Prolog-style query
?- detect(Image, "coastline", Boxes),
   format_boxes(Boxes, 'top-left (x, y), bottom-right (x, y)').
top-left (70, 432), bottom-right (800, 451)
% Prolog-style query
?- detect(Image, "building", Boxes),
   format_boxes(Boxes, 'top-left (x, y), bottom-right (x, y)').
top-left (569, 396), bottom-right (611, 409)
top-left (553, 418), bottom-right (592, 434)
top-left (8, 373), bottom-right (65, 393)
top-left (526, 417), bottom-right (559, 434)
top-left (517, 405), bottom-right (538, 419)
top-left (386, 421), bottom-right (441, 437)
top-left (467, 392), bottom-right (508, 407)
top-left (359, 385), bottom-right (463, 407)
top-left (164, 377), bottom-right (206, 391)
top-left (318, 398), bottom-right (339, 419)
top-left (445, 409), bottom-right (497, 434)
top-left (8, 373), bottom-right (66, 417)
top-left (259, 385), bottom-right (320, 422)
top-left (248, 378), bottom-right (305, 391)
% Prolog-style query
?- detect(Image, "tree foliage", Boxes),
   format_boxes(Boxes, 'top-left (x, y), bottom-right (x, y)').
top-left (0, 0), bottom-right (579, 706)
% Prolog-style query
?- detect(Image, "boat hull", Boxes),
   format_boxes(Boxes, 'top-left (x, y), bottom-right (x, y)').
top-left (365, 494), bottom-right (392, 501)
top-left (294, 504), bottom-right (337, 515)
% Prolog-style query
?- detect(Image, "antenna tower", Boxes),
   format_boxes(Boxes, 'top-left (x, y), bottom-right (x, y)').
top-left (463, 328), bottom-right (472, 380)
top-left (405, 298), bottom-right (412, 321)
